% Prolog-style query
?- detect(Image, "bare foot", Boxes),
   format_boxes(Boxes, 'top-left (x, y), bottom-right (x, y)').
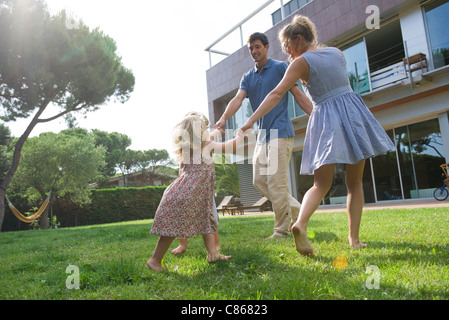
top-left (171, 245), bottom-right (187, 255)
top-left (289, 223), bottom-right (294, 232)
top-left (349, 237), bottom-right (367, 249)
top-left (207, 253), bottom-right (232, 263)
top-left (146, 259), bottom-right (165, 272)
top-left (291, 225), bottom-right (314, 257)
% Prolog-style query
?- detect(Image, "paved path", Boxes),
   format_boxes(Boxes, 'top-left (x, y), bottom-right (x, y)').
top-left (316, 198), bottom-right (449, 213)
top-left (224, 198), bottom-right (449, 217)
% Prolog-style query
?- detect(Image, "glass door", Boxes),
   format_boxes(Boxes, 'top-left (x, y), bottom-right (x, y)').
top-left (341, 39), bottom-right (371, 94)
top-left (425, 0), bottom-right (449, 69)
top-left (371, 130), bottom-right (402, 200)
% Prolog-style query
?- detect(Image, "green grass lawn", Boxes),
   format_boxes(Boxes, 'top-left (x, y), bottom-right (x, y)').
top-left (0, 207), bottom-right (448, 300)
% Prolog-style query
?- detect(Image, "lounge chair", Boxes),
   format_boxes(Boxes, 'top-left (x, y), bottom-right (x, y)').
top-left (238, 197), bottom-right (272, 214)
top-left (216, 196), bottom-right (236, 216)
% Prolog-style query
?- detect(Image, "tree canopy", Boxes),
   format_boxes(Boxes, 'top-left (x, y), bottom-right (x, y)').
top-left (0, 0), bottom-right (135, 121)
top-left (0, 124), bottom-right (13, 178)
top-left (0, 0), bottom-right (135, 229)
top-left (10, 131), bottom-right (106, 228)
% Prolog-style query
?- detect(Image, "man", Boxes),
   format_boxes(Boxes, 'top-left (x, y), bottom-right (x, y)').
top-left (215, 32), bottom-right (312, 238)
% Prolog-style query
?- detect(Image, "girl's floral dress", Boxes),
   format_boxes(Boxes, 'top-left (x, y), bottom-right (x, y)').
top-left (150, 151), bottom-right (217, 238)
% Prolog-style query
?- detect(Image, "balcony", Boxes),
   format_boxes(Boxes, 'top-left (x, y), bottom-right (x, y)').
top-left (360, 52), bottom-right (449, 101)
top-left (370, 61), bottom-right (407, 91)
top-left (344, 15), bottom-right (449, 100)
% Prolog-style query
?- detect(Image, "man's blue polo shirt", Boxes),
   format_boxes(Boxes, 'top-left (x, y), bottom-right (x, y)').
top-left (240, 58), bottom-right (295, 144)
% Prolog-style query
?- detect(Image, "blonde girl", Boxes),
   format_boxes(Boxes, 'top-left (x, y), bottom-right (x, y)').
top-left (171, 111), bottom-right (222, 256)
top-left (147, 112), bottom-right (247, 271)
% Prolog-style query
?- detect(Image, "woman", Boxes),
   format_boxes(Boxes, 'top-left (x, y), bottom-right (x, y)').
top-left (240, 15), bottom-right (394, 256)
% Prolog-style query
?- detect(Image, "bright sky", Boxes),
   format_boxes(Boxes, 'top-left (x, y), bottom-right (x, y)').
top-left (5, 0), bottom-right (280, 157)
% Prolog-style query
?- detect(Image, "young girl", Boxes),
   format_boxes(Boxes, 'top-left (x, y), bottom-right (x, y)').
top-left (147, 112), bottom-right (247, 271)
top-left (171, 112), bottom-right (223, 256)
top-left (240, 15), bottom-right (394, 257)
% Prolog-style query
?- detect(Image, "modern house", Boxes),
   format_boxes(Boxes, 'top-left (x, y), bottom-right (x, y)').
top-left (104, 172), bottom-right (175, 188)
top-left (205, 0), bottom-right (449, 206)
top-left (89, 171), bottom-right (176, 189)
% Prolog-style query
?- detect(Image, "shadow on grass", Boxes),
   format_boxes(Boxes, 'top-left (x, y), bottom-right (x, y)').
top-left (363, 240), bottom-right (449, 267)
top-left (312, 231), bottom-right (339, 244)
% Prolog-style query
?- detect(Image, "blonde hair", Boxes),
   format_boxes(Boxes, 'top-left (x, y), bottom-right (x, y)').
top-left (184, 111), bottom-right (210, 128)
top-left (172, 112), bottom-right (209, 164)
top-left (280, 15), bottom-right (319, 52)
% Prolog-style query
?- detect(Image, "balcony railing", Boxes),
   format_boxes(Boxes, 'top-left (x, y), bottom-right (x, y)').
top-left (354, 40), bottom-right (434, 95)
top-left (370, 61), bottom-right (407, 90)
top-left (205, 0), bottom-right (298, 68)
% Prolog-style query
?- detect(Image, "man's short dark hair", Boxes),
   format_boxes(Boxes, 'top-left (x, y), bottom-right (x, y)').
top-left (248, 32), bottom-right (269, 46)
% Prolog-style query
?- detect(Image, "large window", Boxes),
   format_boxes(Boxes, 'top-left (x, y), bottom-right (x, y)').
top-left (271, 0), bottom-right (313, 25)
top-left (341, 40), bottom-right (371, 94)
top-left (365, 20), bottom-right (405, 73)
top-left (293, 118), bottom-right (445, 204)
top-left (341, 20), bottom-right (406, 94)
top-left (371, 130), bottom-right (401, 200)
top-left (425, 0), bottom-right (449, 69)
top-left (227, 87), bottom-right (306, 134)
top-left (288, 81), bottom-right (307, 119)
top-left (292, 150), bottom-right (313, 203)
top-left (398, 119), bottom-right (446, 198)
top-left (226, 98), bottom-right (253, 133)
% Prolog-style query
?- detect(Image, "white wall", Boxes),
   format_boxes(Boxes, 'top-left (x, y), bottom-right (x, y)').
top-left (399, 4), bottom-right (431, 73)
top-left (374, 89), bottom-right (449, 129)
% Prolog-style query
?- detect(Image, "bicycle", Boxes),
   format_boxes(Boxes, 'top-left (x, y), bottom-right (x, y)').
top-left (434, 162), bottom-right (449, 201)
top-left (434, 182), bottom-right (449, 201)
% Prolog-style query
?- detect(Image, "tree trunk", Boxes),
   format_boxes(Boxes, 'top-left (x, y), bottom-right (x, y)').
top-left (38, 190), bottom-right (56, 229)
top-left (37, 187), bottom-right (48, 229)
top-left (39, 206), bottom-right (49, 229)
top-left (0, 105), bottom-right (48, 230)
top-left (0, 195), bottom-right (5, 232)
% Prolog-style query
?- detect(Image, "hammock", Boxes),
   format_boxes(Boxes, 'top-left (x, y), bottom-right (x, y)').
top-left (5, 192), bottom-right (51, 223)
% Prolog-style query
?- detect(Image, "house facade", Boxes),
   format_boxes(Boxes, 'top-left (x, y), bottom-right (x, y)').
top-left (206, 0), bottom-right (449, 206)
top-left (90, 171), bottom-right (175, 189)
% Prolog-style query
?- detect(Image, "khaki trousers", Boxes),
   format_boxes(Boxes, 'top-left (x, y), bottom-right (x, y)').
top-left (253, 137), bottom-right (301, 235)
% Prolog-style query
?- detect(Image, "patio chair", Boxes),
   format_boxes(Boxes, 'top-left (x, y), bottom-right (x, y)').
top-left (403, 53), bottom-right (428, 75)
top-left (216, 195), bottom-right (236, 216)
top-left (238, 197), bottom-right (272, 215)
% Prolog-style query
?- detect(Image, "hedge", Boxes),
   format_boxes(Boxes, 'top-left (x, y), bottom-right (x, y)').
top-left (54, 186), bottom-right (167, 228)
